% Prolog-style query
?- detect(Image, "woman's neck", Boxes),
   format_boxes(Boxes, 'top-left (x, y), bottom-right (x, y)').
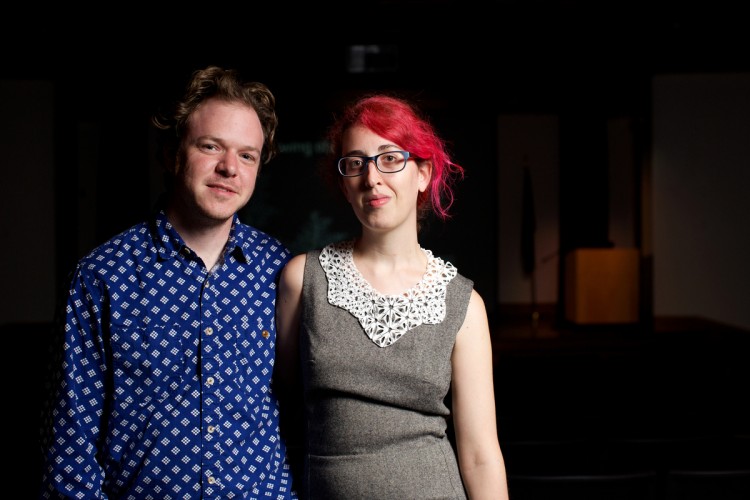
top-left (352, 234), bottom-right (428, 295)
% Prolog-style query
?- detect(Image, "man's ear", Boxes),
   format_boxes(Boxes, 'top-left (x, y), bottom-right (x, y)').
top-left (169, 147), bottom-right (187, 176)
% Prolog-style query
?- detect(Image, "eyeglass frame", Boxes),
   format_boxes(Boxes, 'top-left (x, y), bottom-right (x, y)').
top-left (336, 150), bottom-right (412, 177)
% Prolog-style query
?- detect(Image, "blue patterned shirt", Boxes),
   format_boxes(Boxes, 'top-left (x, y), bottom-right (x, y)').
top-left (40, 210), bottom-right (297, 499)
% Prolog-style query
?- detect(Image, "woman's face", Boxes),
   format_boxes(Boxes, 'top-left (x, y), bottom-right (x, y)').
top-left (339, 125), bottom-right (431, 234)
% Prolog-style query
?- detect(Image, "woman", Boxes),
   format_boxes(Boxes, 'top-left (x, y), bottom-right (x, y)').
top-left (275, 94), bottom-right (508, 499)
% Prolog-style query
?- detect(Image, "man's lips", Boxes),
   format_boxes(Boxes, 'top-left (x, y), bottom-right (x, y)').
top-left (207, 183), bottom-right (237, 194)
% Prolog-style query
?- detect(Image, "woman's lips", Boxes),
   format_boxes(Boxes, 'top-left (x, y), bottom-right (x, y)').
top-left (367, 196), bottom-right (389, 208)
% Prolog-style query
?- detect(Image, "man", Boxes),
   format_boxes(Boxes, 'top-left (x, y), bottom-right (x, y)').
top-left (39, 66), bottom-right (296, 499)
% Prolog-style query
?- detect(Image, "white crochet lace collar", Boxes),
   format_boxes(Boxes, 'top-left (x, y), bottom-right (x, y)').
top-left (319, 239), bottom-right (457, 347)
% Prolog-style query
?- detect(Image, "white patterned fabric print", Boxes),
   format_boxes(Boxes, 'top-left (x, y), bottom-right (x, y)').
top-left (39, 210), bottom-right (296, 500)
top-left (319, 239), bottom-right (457, 347)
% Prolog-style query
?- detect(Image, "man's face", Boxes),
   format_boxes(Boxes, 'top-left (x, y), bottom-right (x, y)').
top-left (172, 98), bottom-right (264, 229)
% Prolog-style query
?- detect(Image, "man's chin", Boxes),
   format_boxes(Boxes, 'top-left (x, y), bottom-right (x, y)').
top-left (202, 197), bottom-right (248, 218)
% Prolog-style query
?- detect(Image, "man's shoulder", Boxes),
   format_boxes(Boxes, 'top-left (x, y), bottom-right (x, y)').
top-left (234, 222), bottom-right (290, 256)
top-left (77, 220), bottom-right (154, 266)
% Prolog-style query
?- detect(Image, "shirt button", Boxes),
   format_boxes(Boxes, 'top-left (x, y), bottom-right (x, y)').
top-left (206, 376), bottom-right (215, 386)
top-left (205, 326), bottom-right (213, 335)
top-left (208, 425), bottom-right (215, 433)
top-left (262, 330), bottom-right (270, 338)
top-left (208, 476), bottom-right (216, 484)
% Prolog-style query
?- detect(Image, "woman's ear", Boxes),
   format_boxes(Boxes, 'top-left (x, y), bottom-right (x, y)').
top-left (418, 160), bottom-right (433, 193)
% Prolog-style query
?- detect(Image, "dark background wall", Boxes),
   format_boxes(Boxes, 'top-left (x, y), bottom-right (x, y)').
top-left (1, 1), bottom-right (749, 330)
top-left (3, 4), bottom-right (750, 493)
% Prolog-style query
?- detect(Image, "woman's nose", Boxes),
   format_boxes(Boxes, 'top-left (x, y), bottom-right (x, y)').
top-left (363, 158), bottom-right (382, 184)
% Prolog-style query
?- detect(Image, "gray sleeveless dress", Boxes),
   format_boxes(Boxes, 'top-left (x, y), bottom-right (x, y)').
top-left (299, 242), bottom-right (473, 499)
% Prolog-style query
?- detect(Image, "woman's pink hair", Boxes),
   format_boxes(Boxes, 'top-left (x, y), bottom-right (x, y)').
top-left (326, 94), bottom-right (464, 221)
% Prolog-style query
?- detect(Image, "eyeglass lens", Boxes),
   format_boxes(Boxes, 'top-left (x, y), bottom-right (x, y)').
top-left (338, 151), bottom-right (408, 176)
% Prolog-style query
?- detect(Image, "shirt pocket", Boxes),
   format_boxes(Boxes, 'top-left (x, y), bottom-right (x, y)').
top-left (111, 323), bottom-right (185, 407)
top-left (230, 324), bottom-right (275, 393)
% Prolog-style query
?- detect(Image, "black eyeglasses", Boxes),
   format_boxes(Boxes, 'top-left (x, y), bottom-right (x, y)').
top-left (337, 150), bottom-right (411, 177)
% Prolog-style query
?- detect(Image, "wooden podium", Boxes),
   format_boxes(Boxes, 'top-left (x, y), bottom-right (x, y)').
top-left (564, 248), bottom-right (640, 324)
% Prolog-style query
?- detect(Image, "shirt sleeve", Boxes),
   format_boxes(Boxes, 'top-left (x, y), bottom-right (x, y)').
top-left (39, 264), bottom-right (109, 498)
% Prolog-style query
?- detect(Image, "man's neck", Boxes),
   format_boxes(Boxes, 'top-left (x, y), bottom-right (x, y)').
top-left (181, 226), bottom-right (231, 271)
top-left (166, 206), bottom-right (233, 270)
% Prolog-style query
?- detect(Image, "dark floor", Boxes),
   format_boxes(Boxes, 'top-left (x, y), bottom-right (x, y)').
top-left (12, 315), bottom-right (750, 498)
top-left (491, 313), bottom-right (750, 499)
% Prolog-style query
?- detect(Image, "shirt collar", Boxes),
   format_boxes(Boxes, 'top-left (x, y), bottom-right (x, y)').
top-left (150, 209), bottom-right (250, 265)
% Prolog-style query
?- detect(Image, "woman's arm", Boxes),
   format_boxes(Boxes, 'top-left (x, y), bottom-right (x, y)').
top-left (275, 253), bottom-right (306, 389)
top-left (451, 289), bottom-right (509, 499)
top-left (274, 253), bottom-right (307, 484)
